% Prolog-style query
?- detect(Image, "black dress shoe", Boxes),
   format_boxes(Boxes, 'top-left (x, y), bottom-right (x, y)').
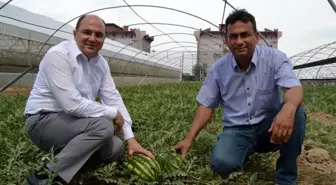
top-left (27, 173), bottom-right (49, 185)
top-left (27, 172), bottom-right (64, 185)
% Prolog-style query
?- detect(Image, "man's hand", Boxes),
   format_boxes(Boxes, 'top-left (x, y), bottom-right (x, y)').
top-left (127, 137), bottom-right (154, 159)
top-left (173, 137), bottom-right (193, 157)
top-left (268, 103), bottom-right (296, 144)
top-left (113, 111), bottom-right (124, 133)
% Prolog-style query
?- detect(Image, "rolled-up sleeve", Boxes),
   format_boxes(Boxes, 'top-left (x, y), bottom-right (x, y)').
top-left (196, 70), bottom-right (221, 109)
top-left (98, 61), bottom-right (134, 140)
top-left (274, 51), bottom-right (301, 89)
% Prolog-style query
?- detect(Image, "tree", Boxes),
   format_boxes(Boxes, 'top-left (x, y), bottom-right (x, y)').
top-left (192, 64), bottom-right (207, 81)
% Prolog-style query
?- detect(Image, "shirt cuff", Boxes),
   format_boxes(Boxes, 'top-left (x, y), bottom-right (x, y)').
top-left (122, 124), bottom-right (134, 140)
top-left (104, 106), bottom-right (117, 120)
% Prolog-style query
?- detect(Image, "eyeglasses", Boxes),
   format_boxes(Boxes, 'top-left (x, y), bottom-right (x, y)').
top-left (77, 29), bottom-right (106, 39)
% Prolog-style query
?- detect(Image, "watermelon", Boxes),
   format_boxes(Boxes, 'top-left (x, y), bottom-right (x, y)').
top-left (124, 153), bottom-right (161, 182)
top-left (156, 152), bottom-right (183, 173)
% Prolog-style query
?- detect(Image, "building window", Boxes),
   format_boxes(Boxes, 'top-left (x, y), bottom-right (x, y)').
top-left (214, 44), bottom-right (221, 49)
top-left (214, 53), bottom-right (221, 59)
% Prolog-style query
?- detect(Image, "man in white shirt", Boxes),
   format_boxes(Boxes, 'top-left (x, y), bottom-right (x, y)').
top-left (25, 14), bottom-right (154, 184)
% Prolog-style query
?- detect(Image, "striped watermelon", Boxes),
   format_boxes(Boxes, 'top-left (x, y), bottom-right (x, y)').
top-left (156, 152), bottom-right (183, 173)
top-left (124, 153), bottom-right (161, 182)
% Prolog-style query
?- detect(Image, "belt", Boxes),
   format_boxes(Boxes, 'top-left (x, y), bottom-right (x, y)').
top-left (25, 111), bottom-right (51, 118)
top-left (25, 113), bottom-right (38, 118)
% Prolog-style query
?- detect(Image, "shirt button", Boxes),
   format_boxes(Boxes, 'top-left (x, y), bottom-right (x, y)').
top-left (250, 117), bottom-right (252, 120)
top-left (247, 88), bottom-right (249, 90)
top-left (248, 103), bottom-right (251, 106)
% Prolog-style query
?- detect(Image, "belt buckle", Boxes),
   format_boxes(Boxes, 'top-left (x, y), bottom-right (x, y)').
top-left (25, 114), bottom-right (34, 118)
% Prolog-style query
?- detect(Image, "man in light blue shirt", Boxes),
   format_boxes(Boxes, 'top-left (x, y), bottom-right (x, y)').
top-left (174, 9), bottom-right (306, 185)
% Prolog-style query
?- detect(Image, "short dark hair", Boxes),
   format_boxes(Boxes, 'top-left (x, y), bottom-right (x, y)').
top-left (224, 9), bottom-right (257, 34)
top-left (75, 14), bottom-right (106, 30)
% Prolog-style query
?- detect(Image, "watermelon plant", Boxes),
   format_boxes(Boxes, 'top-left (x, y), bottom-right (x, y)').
top-left (1, 82), bottom-right (336, 185)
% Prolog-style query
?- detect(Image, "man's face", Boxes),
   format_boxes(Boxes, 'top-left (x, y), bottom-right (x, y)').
top-left (73, 15), bottom-right (106, 59)
top-left (225, 21), bottom-right (259, 59)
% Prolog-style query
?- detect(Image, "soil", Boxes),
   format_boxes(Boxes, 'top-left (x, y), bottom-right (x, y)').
top-left (268, 140), bottom-right (336, 185)
top-left (308, 112), bottom-right (336, 125)
top-left (1, 86), bottom-right (32, 95)
top-left (296, 139), bottom-right (336, 184)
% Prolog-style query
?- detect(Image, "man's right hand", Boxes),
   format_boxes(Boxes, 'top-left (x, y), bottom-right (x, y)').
top-left (173, 138), bottom-right (193, 157)
top-left (113, 111), bottom-right (124, 133)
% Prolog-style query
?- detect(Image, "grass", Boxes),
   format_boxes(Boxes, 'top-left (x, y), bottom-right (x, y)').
top-left (0, 82), bottom-right (335, 185)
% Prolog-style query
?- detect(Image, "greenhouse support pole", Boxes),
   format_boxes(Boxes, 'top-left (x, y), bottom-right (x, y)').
top-left (327, 0), bottom-right (336, 13)
top-left (139, 74), bottom-right (148, 85)
top-left (0, 65), bottom-right (34, 93)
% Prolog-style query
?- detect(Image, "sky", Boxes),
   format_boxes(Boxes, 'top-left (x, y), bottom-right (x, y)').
top-left (1, 0), bottom-right (336, 73)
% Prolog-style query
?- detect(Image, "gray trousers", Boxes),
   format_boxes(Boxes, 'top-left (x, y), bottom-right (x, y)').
top-left (25, 112), bottom-right (124, 183)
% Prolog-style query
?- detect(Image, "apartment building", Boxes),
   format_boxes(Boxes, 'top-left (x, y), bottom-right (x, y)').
top-left (194, 24), bottom-right (282, 71)
top-left (105, 23), bottom-right (154, 53)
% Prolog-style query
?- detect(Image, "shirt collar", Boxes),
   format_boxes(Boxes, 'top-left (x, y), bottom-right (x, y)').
top-left (71, 40), bottom-right (100, 63)
top-left (232, 45), bottom-right (259, 71)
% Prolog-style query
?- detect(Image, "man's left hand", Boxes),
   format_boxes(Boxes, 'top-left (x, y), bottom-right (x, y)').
top-left (127, 137), bottom-right (154, 159)
top-left (268, 103), bottom-right (297, 144)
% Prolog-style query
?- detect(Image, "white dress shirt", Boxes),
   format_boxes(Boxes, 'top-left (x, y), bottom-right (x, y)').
top-left (24, 40), bottom-right (134, 140)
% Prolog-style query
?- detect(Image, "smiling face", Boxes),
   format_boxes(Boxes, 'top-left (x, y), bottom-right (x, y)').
top-left (73, 15), bottom-right (106, 60)
top-left (225, 20), bottom-right (259, 61)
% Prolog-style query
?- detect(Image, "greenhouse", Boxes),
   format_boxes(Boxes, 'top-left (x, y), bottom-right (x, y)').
top-left (1, 0), bottom-right (336, 185)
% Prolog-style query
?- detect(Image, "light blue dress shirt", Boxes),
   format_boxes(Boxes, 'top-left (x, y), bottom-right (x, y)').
top-left (196, 45), bottom-right (301, 127)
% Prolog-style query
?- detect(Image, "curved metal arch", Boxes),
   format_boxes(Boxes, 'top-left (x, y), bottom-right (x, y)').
top-left (118, 5), bottom-right (218, 28)
top-left (0, 14), bottom-right (210, 63)
top-left (155, 46), bottom-right (215, 67)
top-left (117, 22), bottom-right (227, 69)
top-left (151, 32), bottom-right (224, 47)
top-left (119, 39), bottom-right (216, 72)
top-left (0, 14), bottom-right (158, 58)
top-left (291, 41), bottom-right (336, 67)
top-left (160, 55), bottom-right (197, 64)
top-left (0, 14), bottom-right (72, 34)
top-left (152, 51), bottom-right (195, 68)
top-left (152, 41), bottom-right (197, 48)
top-left (151, 46), bottom-right (207, 68)
top-left (164, 57), bottom-right (194, 67)
top-left (151, 32), bottom-right (194, 37)
top-left (127, 22), bottom-right (223, 44)
top-left (166, 55), bottom-right (218, 64)
top-left (328, 0), bottom-right (336, 13)
top-left (121, 1), bottom-right (194, 58)
top-left (159, 54), bottom-right (217, 70)
top-left (291, 45), bottom-right (326, 66)
top-left (300, 65), bottom-right (336, 79)
top-left (23, 4), bottom-right (220, 73)
top-left (155, 51), bottom-right (195, 69)
top-left (151, 41), bottom-right (218, 51)
top-left (118, 22), bottom-right (228, 72)
top-left (0, 0), bottom-right (13, 11)
top-left (2, 11), bottom-right (226, 71)
top-left (141, 45), bottom-right (198, 67)
top-left (164, 57), bottom-right (195, 68)
top-left (222, 0), bottom-right (269, 47)
top-left (158, 58), bottom-right (197, 70)
top-left (166, 55), bottom-right (218, 68)
top-left (296, 44), bottom-right (332, 77)
top-left (157, 58), bottom-right (202, 73)
top-left (316, 65), bottom-right (336, 78)
top-left (315, 45), bottom-right (336, 78)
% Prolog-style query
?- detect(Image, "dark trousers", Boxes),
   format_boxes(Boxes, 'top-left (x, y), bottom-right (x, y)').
top-left (211, 104), bottom-right (306, 185)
